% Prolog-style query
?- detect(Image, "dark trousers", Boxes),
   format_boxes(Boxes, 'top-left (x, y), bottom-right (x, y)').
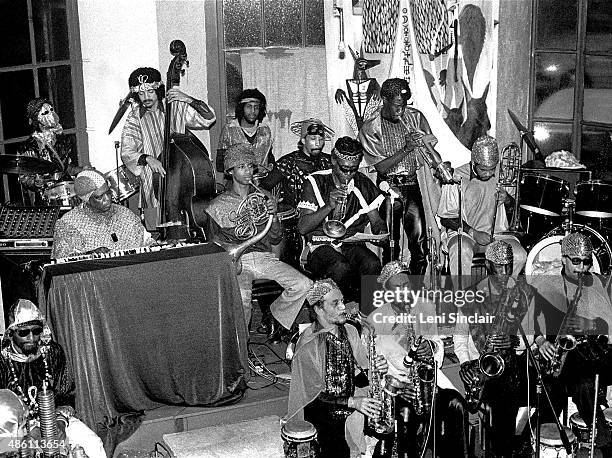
top-left (393, 387), bottom-right (469, 458)
top-left (307, 243), bottom-right (381, 303)
top-left (379, 183), bottom-right (428, 275)
top-left (304, 399), bottom-right (350, 458)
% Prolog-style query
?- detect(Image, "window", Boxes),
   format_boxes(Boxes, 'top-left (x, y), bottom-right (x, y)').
top-left (530, 0), bottom-right (612, 176)
top-left (0, 0), bottom-right (85, 204)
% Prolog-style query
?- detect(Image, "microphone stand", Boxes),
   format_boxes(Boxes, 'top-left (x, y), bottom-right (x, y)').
top-left (516, 322), bottom-right (573, 457)
top-left (457, 178), bottom-right (463, 289)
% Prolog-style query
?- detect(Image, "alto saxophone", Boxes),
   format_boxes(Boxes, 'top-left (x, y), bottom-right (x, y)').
top-left (346, 308), bottom-right (394, 434)
top-left (401, 336), bottom-right (435, 416)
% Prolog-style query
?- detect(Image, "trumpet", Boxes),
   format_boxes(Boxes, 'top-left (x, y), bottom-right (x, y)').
top-left (323, 178), bottom-right (349, 239)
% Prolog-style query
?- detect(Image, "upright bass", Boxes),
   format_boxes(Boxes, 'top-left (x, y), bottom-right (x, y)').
top-left (157, 39), bottom-right (216, 241)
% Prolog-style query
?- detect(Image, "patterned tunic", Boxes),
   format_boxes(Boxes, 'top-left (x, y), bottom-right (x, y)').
top-left (380, 117), bottom-right (419, 178)
top-left (51, 203), bottom-right (154, 259)
top-left (121, 102), bottom-right (215, 208)
top-left (274, 150), bottom-right (331, 209)
top-left (217, 118), bottom-right (274, 167)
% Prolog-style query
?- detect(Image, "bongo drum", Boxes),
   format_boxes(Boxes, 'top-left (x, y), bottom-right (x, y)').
top-left (538, 423), bottom-right (576, 457)
top-left (281, 420), bottom-right (319, 458)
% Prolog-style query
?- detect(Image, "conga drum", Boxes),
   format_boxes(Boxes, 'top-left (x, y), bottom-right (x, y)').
top-left (281, 419), bottom-right (319, 458)
top-left (538, 423), bottom-right (576, 457)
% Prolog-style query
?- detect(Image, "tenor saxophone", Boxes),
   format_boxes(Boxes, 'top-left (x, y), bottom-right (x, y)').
top-left (347, 308), bottom-right (394, 434)
top-left (402, 336), bottom-right (435, 416)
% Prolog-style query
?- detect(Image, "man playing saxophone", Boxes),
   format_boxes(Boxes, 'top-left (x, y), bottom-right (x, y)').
top-left (368, 260), bottom-right (470, 458)
top-left (206, 144), bottom-right (312, 341)
top-left (287, 279), bottom-right (388, 458)
top-left (455, 241), bottom-right (532, 458)
top-left (530, 233), bottom-right (612, 452)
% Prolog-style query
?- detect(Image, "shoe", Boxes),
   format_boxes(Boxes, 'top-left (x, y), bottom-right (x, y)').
top-left (267, 320), bottom-right (284, 343)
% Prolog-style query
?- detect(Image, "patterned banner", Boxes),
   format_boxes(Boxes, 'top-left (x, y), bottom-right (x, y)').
top-left (409, 0), bottom-right (452, 56)
top-left (362, 0), bottom-right (400, 53)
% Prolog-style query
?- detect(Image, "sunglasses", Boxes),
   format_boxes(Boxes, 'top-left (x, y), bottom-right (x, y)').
top-left (306, 124), bottom-right (325, 137)
top-left (15, 327), bottom-right (43, 338)
top-left (564, 255), bottom-right (593, 266)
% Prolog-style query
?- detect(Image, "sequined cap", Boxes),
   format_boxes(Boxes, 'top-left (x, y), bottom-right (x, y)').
top-left (306, 278), bottom-right (340, 305)
top-left (290, 118), bottom-right (335, 140)
top-left (377, 259), bottom-right (411, 288)
top-left (485, 240), bottom-right (513, 265)
top-left (224, 143), bottom-right (256, 173)
top-left (561, 232), bottom-right (593, 257)
top-left (74, 169), bottom-right (107, 202)
top-left (471, 135), bottom-right (499, 167)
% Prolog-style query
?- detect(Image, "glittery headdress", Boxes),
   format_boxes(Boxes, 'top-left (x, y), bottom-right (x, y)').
top-left (74, 169), bottom-right (107, 202)
top-left (1, 299), bottom-right (52, 362)
top-left (332, 136), bottom-right (363, 165)
top-left (485, 240), bottom-right (513, 265)
top-left (128, 67), bottom-right (163, 93)
top-left (561, 232), bottom-right (593, 257)
top-left (306, 279), bottom-right (340, 305)
top-left (471, 135), bottom-right (499, 167)
top-left (290, 118), bottom-right (335, 141)
top-left (224, 143), bottom-right (257, 173)
top-left (377, 259), bottom-right (411, 288)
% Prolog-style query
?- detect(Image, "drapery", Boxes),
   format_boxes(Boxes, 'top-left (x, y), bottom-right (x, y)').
top-left (240, 47), bottom-right (332, 158)
top-left (38, 244), bottom-right (248, 456)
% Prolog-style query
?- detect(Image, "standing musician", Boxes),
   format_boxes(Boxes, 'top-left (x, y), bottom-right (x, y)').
top-left (297, 136), bottom-right (387, 303)
top-left (531, 232), bottom-right (612, 451)
top-left (18, 98), bottom-right (88, 205)
top-left (286, 279), bottom-right (388, 458)
top-left (205, 144), bottom-right (312, 341)
top-left (120, 67), bottom-right (215, 228)
top-left (368, 260), bottom-right (470, 458)
top-left (455, 241), bottom-right (533, 458)
top-left (359, 78), bottom-right (446, 274)
top-left (216, 88), bottom-right (274, 179)
top-left (52, 169), bottom-right (154, 259)
top-left (437, 135), bottom-right (526, 278)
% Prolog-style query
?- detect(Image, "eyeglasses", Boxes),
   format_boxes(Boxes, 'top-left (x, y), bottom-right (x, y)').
top-left (564, 255), bottom-right (593, 266)
top-left (306, 124), bottom-right (325, 137)
top-left (15, 327), bottom-right (43, 338)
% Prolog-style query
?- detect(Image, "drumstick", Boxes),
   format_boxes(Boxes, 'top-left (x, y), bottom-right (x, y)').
top-left (589, 373), bottom-right (599, 458)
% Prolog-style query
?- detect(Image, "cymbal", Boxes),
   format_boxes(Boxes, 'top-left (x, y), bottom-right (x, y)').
top-left (0, 155), bottom-right (60, 174)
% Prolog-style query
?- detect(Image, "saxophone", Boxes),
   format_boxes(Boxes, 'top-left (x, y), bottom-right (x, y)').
top-left (464, 280), bottom-right (522, 412)
top-left (401, 336), bottom-right (435, 416)
top-left (346, 306), bottom-right (394, 435)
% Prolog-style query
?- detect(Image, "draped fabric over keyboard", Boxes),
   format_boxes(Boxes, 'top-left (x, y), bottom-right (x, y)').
top-left (38, 244), bottom-right (248, 456)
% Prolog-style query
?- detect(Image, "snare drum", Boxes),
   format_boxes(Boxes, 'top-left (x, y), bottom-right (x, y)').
top-left (43, 181), bottom-right (78, 207)
top-left (525, 224), bottom-right (612, 275)
top-left (538, 423), bottom-right (576, 457)
top-left (575, 180), bottom-right (612, 219)
top-left (104, 165), bottom-right (139, 202)
top-left (281, 420), bottom-right (319, 458)
top-left (520, 173), bottom-right (569, 216)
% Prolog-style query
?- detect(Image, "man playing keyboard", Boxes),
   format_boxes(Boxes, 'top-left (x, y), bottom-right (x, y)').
top-left (51, 169), bottom-right (154, 259)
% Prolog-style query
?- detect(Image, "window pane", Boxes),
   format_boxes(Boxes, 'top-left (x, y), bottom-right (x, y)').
top-left (32, 0), bottom-right (70, 62)
top-left (38, 66), bottom-right (75, 129)
top-left (0, 71), bottom-right (36, 139)
top-left (535, 0), bottom-right (577, 50)
top-left (581, 125), bottom-right (612, 179)
top-left (305, 0), bottom-right (325, 46)
top-left (583, 56), bottom-right (612, 125)
top-left (224, 51), bottom-right (243, 116)
top-left (223, 0), bottom-right (262, 48)
top-left (264, 0), bottom-right (302, 47)
top-left (0, 0), bottom-right (32, 66)
top-left (534, 53), bottom-right (576, 120)
top-left (586, 0), bottom-right (612, 53)
top-left (533, 121), bottom-right (573, 156)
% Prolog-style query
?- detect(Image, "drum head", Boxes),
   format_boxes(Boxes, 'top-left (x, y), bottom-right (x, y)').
top-left (539, 423), bottom-right (576, 446)
top-left (575, 181), bottom-right (612, 219)
top-left (520, 174), bottom-right (569, 217)
top-left (525, 225), bottom-right (611, 275)
top-left (570, 412), bottom-right (587, 428)
top-left (282, 420), bottom-right (316, 439)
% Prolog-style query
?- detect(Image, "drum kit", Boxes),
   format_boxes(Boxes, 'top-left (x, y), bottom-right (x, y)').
top-left (517, 173), bottom-right (612, 275)
top-left (0, 154), bottom-right (139, 208)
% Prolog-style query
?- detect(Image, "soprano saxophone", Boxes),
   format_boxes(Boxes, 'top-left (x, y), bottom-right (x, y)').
top-left (346, 307), bottom-right (394, 434)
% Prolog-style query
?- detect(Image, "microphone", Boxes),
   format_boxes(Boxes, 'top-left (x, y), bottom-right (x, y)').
top-left (379, 181), bottom-right (400, 199)
top-left (111, 233), bottom-right (118, 242)
top-left (403, 336), bottom-right (423, 365)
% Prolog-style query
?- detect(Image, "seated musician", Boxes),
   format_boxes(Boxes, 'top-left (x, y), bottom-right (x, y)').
top-left (205, 144), bottom-right (312, 341)
top-left (286, 279), bottom-right (388, 458)
top-left (0, 300), bottom-right (105, 458)
top-left (455, 241), bottom-right (533, 458)
top-left (120, 67), bottom-right (215, 228)
top-left (531, 233), bottom-right (612, 451)
top-left (51, 169), bottom-right (154, 259)
top-left (297, 136), bottom-right (387, 303)
top-left (18, 98), bottom-right (88, 206)
top-left (437, 135), bottom-right (527, 278)
top-left (368, 260), bottom-right (469, 458)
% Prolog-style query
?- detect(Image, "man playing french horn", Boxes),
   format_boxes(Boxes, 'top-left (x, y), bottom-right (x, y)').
top-left (205, 144), bottom-right (312, 340)
top-left (367, 260), bottom-right (470, 458)
top-left (455, 241), bottom-right (532, 458)
top-left (286, 279), bottom-right (388, 458)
